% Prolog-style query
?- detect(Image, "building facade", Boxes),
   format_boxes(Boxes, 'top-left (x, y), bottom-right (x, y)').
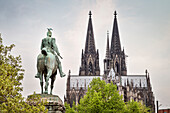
top-left (159, 109), bottom-right (170, 113)
top-left (65, 11), bottom-right (155, 112)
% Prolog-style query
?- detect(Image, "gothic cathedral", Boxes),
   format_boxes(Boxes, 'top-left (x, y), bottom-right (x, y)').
top-left (65, 11), bottom-right (155, 112)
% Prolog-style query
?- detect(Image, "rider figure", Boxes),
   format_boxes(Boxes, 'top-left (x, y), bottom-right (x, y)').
top-left (35, 28), bottom-right (66, 78)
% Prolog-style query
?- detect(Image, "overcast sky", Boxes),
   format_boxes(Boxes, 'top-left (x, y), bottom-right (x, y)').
top-left (0, 0), bottom-right (170, 109)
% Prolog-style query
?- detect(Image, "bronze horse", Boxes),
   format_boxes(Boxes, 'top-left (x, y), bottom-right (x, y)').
top-left (36, 52), bottom-right (58, 94)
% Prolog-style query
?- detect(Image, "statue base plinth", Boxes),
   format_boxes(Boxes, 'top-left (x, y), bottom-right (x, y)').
top-left (28, 94), bottom-right (65, 113)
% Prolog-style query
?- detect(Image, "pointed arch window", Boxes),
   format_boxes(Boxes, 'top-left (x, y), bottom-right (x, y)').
top-left (115, 62), bottom-right (119, 73)
top-left (70, 93), bottom-right (76, 107)
top-left (107, 60), bottom-right (110, 68)
top-left (85, 61), bottom-right (87, 67)
top-left (78, 94), bottom-right (84, 104)
top-left (89, 62), bottom-right (93, 74)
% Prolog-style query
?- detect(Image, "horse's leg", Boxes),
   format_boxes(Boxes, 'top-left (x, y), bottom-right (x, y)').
top-left (44, 69), bottom-right (52, 94)
top-left (43, 73), bottom-right (47, 94)
top-left (36, 72), bottom-right (43, 94)
top-left (44, 72), bottom-right (48, 94)
top-left (40, 72), bottom-right (43, 94)
top-left (50, 75), bottom-right (55, 95)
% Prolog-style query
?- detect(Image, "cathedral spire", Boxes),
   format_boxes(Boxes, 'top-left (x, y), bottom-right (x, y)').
top-left (85, 11), bottom-right (96, 54)
top-left (79, 11), bottom-right (100, 76)
top-left (110, 11), bottom-right (121, 55)
top-left (105, 31), bottom-right (110, 59)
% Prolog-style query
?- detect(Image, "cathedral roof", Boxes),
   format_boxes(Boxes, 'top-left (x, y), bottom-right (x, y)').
top-left (121, 75), bottom-right (147, 88)
top-left (110, 11), bottom-right (122, 55)
top-left (85, 11), bottom-right (96, 54)
top-left (69, 75), bottom-right (102, 90)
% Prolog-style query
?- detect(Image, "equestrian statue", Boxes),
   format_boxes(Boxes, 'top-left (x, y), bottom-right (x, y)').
top-left (35, 28), bottom-right (66, 94)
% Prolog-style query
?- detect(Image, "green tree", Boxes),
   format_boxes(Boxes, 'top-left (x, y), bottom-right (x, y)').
top-left (125, 100), bottom-right (151, 113)
top-left (0, 37), bottom-right (48, 112)
top-left (65, 78), bottom-right (151, 113)
top-left (77, 78), bottom-right (125, 113)
top-left (65, 78), bottom-right (125, 113)
top-left (65, 101), bottom-right (77, 113)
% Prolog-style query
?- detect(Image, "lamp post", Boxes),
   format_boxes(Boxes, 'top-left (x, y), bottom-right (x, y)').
top-left (157, 100), bottom-right (162, 113)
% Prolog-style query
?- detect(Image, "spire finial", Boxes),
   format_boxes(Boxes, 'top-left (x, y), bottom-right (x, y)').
top-left (145, 69), bottom-right (148, 75)
top-left (114, 11), bottom-right (117, 18)
top-left (69, 70), bottom-right (71, 75)
top-left (89, 11), bottom-right (92, 18)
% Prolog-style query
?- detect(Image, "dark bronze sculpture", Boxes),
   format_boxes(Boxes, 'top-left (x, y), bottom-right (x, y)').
top-left (35, 28), bottom-right (66, 94)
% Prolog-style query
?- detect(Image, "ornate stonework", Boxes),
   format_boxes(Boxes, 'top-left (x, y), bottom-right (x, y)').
top-left (79, 11), bottom-right (100, 76)
top-left (28, 94), bottom-right (65, 113)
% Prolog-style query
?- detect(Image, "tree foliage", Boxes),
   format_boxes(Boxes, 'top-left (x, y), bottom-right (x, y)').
top-left (125, 100), bottom-right (151, 113)
top-left (65, 78), bottom-right (150, 113)
top-left (0, 37), bottom-right (48, 112)
top-left (65, 101), bottom-right (77, 113)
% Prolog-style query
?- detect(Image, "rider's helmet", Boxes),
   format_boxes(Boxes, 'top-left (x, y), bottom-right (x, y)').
top-left (47, 28), bottom-right (53, 37)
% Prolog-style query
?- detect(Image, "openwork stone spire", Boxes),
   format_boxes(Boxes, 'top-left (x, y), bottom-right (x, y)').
top-left (105, 31), bottom-right (110, 59)
top-left (110, 11), bottom-right (121, 55)
top-left (85, 11), bottom-right (96, 54)
top-left (79, 11), bottom-right (100, 76)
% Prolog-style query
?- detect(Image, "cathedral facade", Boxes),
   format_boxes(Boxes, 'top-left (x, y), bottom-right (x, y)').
top-left (65, 11), bottom-right (155, 112)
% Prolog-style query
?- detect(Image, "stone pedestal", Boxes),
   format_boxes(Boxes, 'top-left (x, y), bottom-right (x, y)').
top-left (28, 94), bottom-right (65, 113)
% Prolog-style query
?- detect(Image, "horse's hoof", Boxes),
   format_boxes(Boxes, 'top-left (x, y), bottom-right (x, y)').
top-left (35, 74), bottom-right (40, 78)
top-left (61, 73), bottom-right (66, 78)
top-left (43, 91), bottom-right (48, 94)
